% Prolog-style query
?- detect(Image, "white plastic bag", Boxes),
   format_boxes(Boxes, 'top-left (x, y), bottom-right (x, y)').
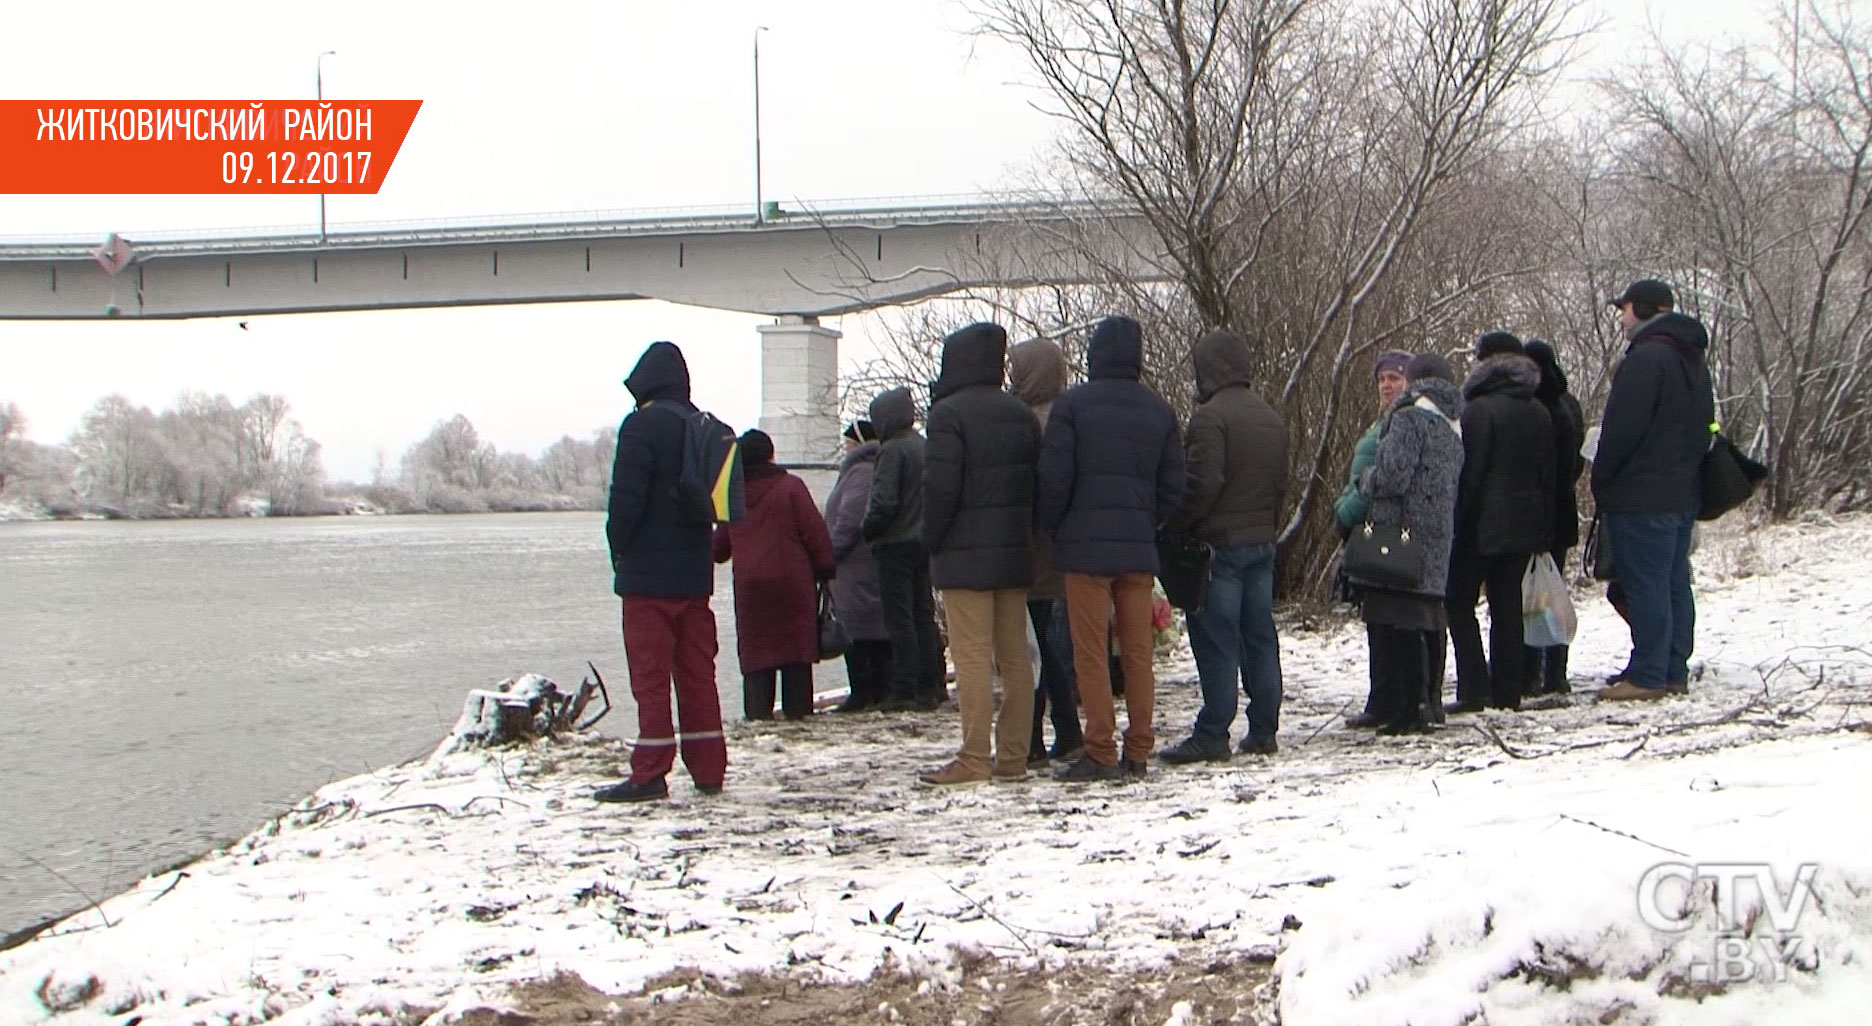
top-left (992, 610), bottom-right (1046, 691)
top-left (1522, 553), bottom-right (1577, 647)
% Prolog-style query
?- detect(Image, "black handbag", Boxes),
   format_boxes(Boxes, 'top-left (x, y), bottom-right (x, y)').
top-left (1341, 522), bottom-right (1423, 591)
top-left (1699, 434), bottom-right (1768, 521)
top-left (1582, 512), bottom-right (1615, 582)
top-left (816, 583), bottom-right (849, 661)
top-left (1156, 532), bottom-right (1214, 613)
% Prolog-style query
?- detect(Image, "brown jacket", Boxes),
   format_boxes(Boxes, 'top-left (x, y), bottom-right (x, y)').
top-left (1010, 338), bottom-right (1070, 600)
top-left (1166, 330), bottom-right (1289, 547)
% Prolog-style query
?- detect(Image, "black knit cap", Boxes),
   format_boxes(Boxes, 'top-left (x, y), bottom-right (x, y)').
top-left (1474, 331), bottom-right (1524, 360)
top-left (842, 419), bottom-right (875, 443)
top-left (740, 429), bottom-right (775, 466)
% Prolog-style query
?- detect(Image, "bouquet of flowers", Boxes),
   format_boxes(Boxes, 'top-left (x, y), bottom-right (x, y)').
top-left (1151, 583), bottom-right (1180, 653)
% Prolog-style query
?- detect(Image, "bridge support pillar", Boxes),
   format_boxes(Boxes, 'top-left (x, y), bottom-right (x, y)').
top-left (756, 314), bottom-right (841, 466)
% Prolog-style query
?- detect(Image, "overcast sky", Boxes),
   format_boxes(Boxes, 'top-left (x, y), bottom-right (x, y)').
top-left (2, 0), bottom-right (1774, 482)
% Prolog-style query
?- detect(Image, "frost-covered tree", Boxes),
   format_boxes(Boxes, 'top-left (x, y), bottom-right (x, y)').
top-left (0, 401), bottom-right (23, 493)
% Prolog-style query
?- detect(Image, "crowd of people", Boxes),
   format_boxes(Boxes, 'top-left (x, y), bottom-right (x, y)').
top-left (592, 276), bottom-right (1717, 803)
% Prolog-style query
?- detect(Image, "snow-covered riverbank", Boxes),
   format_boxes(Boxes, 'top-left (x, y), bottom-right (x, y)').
top-left (5, 514), bottom-right (1871, 1026)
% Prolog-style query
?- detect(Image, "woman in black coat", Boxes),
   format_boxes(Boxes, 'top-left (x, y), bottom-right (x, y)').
top-left (1523, 340), bottom-right (1586, 695)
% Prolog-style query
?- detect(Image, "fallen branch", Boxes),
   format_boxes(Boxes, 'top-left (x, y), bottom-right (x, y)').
top-left (1302, 699), bottom-right (1358, 746)
top-left (941, 879), bottom-right (1037, 958)
top-left (1471, 722), bottom-right (1538, 760)
top-left (4, 845), bottom-right (112, 931)
top-left (366, 795), bottom-right (530, 819)
top-left (148, 870), bottom-right (189, 907)
top-left (364, 803), bottom-right (451, 819)
top-left (1557, 814), bottom-right (1688, 858)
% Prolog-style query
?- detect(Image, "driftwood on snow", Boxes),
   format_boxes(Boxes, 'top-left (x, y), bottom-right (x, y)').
top-left (433, 662), bottom-right (612, 757)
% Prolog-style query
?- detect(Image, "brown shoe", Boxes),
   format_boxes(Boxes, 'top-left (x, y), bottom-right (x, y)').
top-left (1599, 681), bottom-right (1669, 702)
top-left (918, 760), bottom-right (990, 786)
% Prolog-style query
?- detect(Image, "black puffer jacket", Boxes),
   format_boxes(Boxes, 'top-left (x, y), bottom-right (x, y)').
top-left (861, 387), bottom-right (925, 545)
top-left (1037, 316), bottom-right (1186, 576)
top-left (1456, 355), bottom-right (1556, 557)
top-left (1165, 330), bottom-right (1288, 547)
top-left (606, 342), bottom-right (715, 598)
top-left (1592, 313), bottom-right (1716, 516)
top-left (924, 323), bottom-right (1042, 591)
top-left (1529, 346), bottom-right (1586, 550)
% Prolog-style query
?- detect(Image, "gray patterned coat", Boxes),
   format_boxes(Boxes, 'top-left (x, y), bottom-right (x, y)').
top-left (1359, 377), bottom-right (1465, 599)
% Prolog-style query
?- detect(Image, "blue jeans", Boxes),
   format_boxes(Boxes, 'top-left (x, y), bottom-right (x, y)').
top-left (1604, 512), bottom-right (1696, 688)
top-left (1186, 543), bottom-right (1283, 743)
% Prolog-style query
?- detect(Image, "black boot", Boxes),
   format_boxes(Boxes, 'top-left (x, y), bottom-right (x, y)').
top-left (780, 665), bottom-right (814, 720)
top-left (1427, 632), bottom-right (1449, 725)
top-left (1543, 645), bottom-right (1571, 694)
top-left (1521, 645), bottom-right (1545, 700)
top-left (1378, 628), bottom-right (1435, 735)
top-left (593, 776), bottom-right (668, 803)
top-left (743, 672), bottom-right (776, 721)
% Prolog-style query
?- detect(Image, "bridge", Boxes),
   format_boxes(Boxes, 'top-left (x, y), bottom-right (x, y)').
top-left (0, 195), bottom-right (1163, 462)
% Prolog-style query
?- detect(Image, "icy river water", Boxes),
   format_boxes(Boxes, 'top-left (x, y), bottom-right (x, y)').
top-left (0, 505), bottom-right (848, 936)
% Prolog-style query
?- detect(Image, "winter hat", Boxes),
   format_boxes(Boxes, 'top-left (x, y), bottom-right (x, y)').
top-left (1405, 352), bottom-right (1455, 384)
top-left (1373, 349), bottom-right (1414, 381)
top-left (1524, 339), bottom-right (1569, 401)
top-left (1474, 331), bottom-right (1524, 361)
top-left (842, 419), bottom-right (876, 444)
top-left (740, 429), bottom-right (776, 466)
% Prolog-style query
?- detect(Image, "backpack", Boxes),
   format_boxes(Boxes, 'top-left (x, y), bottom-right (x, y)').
top-left (654, 403), bottom-right (745, 525)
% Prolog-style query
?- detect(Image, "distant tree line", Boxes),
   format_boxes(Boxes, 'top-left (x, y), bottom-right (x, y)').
top-left (0, 394), bottom-right (617, 519)
top-left (377, 413), bottom-right (618, 514)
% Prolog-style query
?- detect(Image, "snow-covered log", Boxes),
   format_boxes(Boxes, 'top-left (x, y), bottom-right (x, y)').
top-left (431, 666), bottom-right (609, 758)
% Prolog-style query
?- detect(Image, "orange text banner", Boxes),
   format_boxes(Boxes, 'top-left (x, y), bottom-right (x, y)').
top-left (0, 100), bottom-right (423, 195)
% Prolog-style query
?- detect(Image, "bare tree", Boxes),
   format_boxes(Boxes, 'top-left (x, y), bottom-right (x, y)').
top-left (70, 395), bottom-right (161, 509)
top-left (970, 0), bottom-right (1582, 589)
top-left (1601, 0), bottom-right (1872, 514)
top-left (0, 401), bottom-right (23, 494)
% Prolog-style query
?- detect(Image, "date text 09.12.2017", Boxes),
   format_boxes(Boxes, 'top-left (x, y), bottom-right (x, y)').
top-left (220, 150), bottom-right (373, 186)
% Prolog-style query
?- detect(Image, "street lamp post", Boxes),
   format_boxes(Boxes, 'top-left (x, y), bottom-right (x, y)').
top-left (317, 50), bottom-right (336, 244)
top-left (754, 27), bottom-right (768, 226)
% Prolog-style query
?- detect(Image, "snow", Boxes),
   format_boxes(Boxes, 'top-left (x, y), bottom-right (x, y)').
top-left (0, 499), bottom-right (52, 522)
top-left (4, 512), bottom-right (1871, 1025)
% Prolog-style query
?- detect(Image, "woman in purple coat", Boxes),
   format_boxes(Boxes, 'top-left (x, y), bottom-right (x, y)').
top-left (712, 430), bottom-right (837, 720)
top-left (823, 420), bottom-right (892, 711)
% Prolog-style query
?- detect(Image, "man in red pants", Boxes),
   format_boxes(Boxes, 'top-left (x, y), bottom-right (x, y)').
top-left (594, 341), bottom-right (726, 803)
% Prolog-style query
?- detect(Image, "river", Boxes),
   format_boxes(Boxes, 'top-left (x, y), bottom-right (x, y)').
top-left (0, 505), bottom-right (850, 936)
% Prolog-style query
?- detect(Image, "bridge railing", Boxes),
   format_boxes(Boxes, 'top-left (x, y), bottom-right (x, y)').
top-left (0, 192), bottom-right (1128, 261)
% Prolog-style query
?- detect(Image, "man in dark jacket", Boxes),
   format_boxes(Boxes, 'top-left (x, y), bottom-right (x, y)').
top-left (1160, 329), bottom-right (1289, 762)
top-left (863, 386), bottom-right (946, 712)
top-left (1446, 332), bottom-right (1555, 713)
top-left (1594, 279), bottom-right (1715, 701)
top-left (919, 322), bottom-right (1044, 785)
top-left (1523, 339), bottom-right (1587, 695)
top-left (594, 341), bottom-right (725, 804)
top-left (1038, 315), bottom-right (1186, 782)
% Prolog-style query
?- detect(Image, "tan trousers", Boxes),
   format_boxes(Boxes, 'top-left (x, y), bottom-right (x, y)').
top-left (1066, 572), bottom-right (1157, 765)
top-left (942, 587), bottom-right (1036, 774)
